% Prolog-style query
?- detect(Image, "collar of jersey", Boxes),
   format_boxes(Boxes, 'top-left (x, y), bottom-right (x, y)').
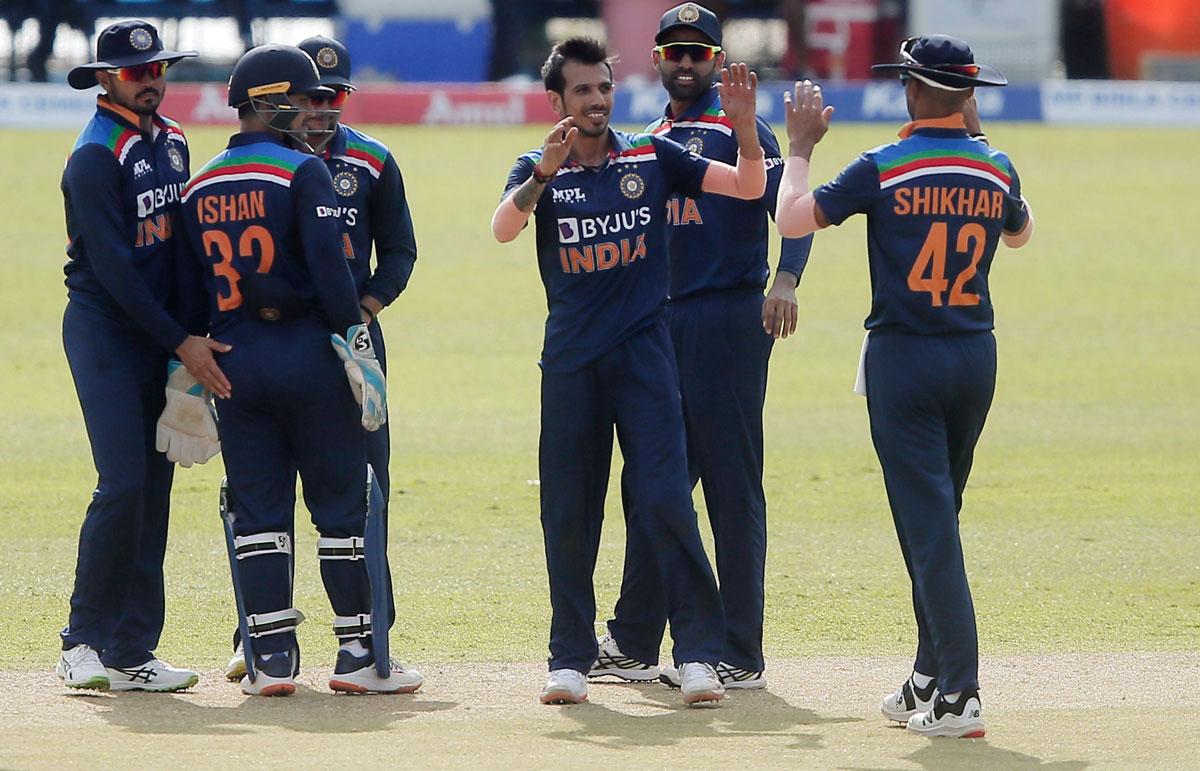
top-left (558, 128), bottom-right (631, 169)
top-left (898, 113), bottom-right (967, 139)
top-left (663, 83), bottom-right (720, 122)
top-left (228, 130), bottom-right (287, 149)
top-left (322, 123), bottom-right (349, 158)
top-left (96, 95), bottom-right (146, 132)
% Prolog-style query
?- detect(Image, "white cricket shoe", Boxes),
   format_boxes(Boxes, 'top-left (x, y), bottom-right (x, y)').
top-left (882, 673), bottom-right (939, 722)
top-left (329, 650), bottom-right (423, 694)
top-left (587, 634), bottom-right (660, 682)
top-left (679, 662), bottom-right (725, 706)
top-left (240, 651), bottom-right (296, 697)
top-left (106, 659), bottom-right (199, 692)
top-left (540, 669), bottom-right (588, 704)
top-left (225, 642), bottom-right (247, 682)
top-left (907, 689), bottom-right (986, 738)
top-left (660, 661), bottom-right (765, 690)
top-left (55, 644), bottom-right (109, 691)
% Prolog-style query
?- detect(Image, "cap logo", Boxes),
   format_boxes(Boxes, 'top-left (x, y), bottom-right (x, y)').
top-left (316, 47), bottom-right (338, 70)
top-left (678, 4), bottom-right (701, 23)
top-left (130, 28), bottom-right (153, 51)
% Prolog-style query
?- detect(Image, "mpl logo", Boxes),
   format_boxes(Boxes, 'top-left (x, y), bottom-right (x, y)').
top-left (558, 217), bottom-right (580, 244)
top-left (132, 159), bottom-right (152, 178)
top-left (552, 187), bottom-right (587, 204)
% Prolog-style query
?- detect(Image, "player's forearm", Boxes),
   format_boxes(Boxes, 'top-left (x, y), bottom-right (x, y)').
top-left (1002, 196), bottom-right (1035, 248)
top-left (492, 194), bottom-right (533, 243)
top-left (776, 158), bottom-right (825, 238)
top-left (701, 151), bottom-right (766, 200)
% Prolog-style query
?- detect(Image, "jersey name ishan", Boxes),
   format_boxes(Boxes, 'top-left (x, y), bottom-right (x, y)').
top-left (814, 119), bottom-right (1028, 335)
top-left (504, 129), bottom-right (709, 372)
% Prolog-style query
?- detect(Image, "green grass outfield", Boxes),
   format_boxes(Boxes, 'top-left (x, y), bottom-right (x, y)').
top-left (0, 123), bottom-right (1197, 766)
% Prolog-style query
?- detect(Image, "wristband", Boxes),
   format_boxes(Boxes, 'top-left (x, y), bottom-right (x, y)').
top-left (969, 132), bottom-right (989, 145)
top-left (532, 166), bottom-right (555, 184)
top-left (359, 303), bottom-right (376, 323)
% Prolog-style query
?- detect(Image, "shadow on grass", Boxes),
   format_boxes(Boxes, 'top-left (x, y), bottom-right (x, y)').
top-left (845, 726), bottom-right (1092, 771)
top-left (82, 684), bottom-right (457, 736)
top-left (543, 681), bottom-right (861, 751)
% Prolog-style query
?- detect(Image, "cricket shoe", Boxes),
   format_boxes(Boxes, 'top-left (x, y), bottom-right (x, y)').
top-left (882, 673), bottom-right (939, 722)
top-left (587, 634), bottom-right (660, 682)
top-left (906, 689), bottom-right (986, 738)
top-left (240, 651), bottom-right (296, 697)
top-left (329, 650), bottom-right (423, 694)
top-left (679, 662), bottom-right (725, 706)
top-left (55, 644), bottom-right (109, 691)
top-left (225, 642), bottom-right (246, 682)
top-left (659, 661), bottom-right (765, 690)
top-left (540, 669), bottom-right (588, 704)
top-left (106, 659), bottom-right (199, 692)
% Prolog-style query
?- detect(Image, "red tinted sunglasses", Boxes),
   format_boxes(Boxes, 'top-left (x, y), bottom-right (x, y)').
top-left (312, 90), bottom-right (350, 108)
top-left (654, 42), bottom-right (722, 63)
top-left (107, 61), bottom-right (168, 81)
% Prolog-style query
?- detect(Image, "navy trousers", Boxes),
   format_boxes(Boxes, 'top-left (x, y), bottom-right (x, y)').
top-left (609, 289), bottom-right (773, 671)
top-left (216, 318), bottom-right (371, 656)
top-left (539, 320), bottom-right (725, 673)
top-left (61, 301), bottom-right (174, 668)
top-left (865, 329), bottom-right (996, 695)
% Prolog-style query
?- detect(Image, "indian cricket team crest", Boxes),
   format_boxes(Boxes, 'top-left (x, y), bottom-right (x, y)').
top-left (678, 4), bottom-right (701, 23)
top-left (619, 172), bottom-right (646, 200)
top-left (129, 28), bottom-right (153, 51)
top-left (316, 47), bottom-right (339, 70)
top-left (685, 135), bottom-right (704, 155)
top-left (333, 170), bottom-right (358, 197)
top-left (167, 145), bottom-right (184, 173)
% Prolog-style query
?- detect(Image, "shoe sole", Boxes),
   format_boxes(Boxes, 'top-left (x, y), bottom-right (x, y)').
top-left (587, 669), bottom-right (661, 682)
top-left (882, 705), bottom-right (924, 723)
top-left (63, 676), bottom-right (110, 691)
top-left (683, 690), bottom-right (725, 706)
top-left (722, 679), bottom-right (766, 690)
top-left (907, 722), bottom-right (986, 739)
top-left (109, 674), bottom-right (199, 693)
top-left (329, 679), bottom-right (422, 695)
top-left (243, 683), bottom-right (295, 697)
top-left (540, 690), bottom-right (587, 705)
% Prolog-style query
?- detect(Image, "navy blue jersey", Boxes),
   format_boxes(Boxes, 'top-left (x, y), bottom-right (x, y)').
top-left (504, 129), bottom-right (710, 373)
top-left (321, 124), bottom-right (417, 305)
top-left (647, 86), bottom-right (812, 299)
top-left (178, 132), bottom-right (361, 337)
top-left (814, 117), bottom-right (1027, 334)
top-left (62, 97), bottom-right (192, 352)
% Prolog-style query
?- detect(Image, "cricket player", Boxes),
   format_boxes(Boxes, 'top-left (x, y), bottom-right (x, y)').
top-left (177, 44), bottom-right (421, 696)
top-left (592, 1), bottom-right (813, 691)
top-left (222, 34), bottom-right (419, 682)
top-left (491, 36), bottom-right (768, 706)
top-left (776, 35), bottom-right (1035, 738)
top-left (56, 19), bottom-right (224, 692)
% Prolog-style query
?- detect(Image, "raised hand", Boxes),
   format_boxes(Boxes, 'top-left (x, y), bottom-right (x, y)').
top-left (783, 79), bottom-right (834, 157)
top-left (536, 117), bottom-right (579, 178)
top-left (718, 63), bottom-right (758, 130)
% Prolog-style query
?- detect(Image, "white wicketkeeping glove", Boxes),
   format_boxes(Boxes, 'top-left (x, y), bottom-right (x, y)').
top-left (155, 360), bottom-right (221, 467)
top-left (330, 323), bottom-right (388, 432)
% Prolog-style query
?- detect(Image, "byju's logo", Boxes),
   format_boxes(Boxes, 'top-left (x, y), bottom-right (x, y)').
top-left (558, 217), bottom-right (580, 244)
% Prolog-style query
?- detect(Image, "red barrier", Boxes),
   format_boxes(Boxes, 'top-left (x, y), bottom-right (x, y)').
top-left (160, 83), bottom-right (560, 126)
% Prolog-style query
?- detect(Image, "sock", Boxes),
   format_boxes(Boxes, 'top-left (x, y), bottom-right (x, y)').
top-left (340, 639), bottom-right (368, 657)
top-left (911, 671), bottom-right (935, 689)
top-left (943, 691), bottom-right (961, 704)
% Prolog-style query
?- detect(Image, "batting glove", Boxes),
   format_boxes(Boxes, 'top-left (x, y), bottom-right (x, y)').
top-left (155, 359), bottom-right (220, 467)
top-left (330, 323), bottom-right (387, 432)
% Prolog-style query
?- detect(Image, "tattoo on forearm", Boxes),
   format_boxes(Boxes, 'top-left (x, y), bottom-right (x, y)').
top-left (513, 176), bottom-right (546, 213)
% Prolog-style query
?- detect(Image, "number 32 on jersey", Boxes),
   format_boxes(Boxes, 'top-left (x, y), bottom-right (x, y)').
top-left (202, 226), bottom-right (275, 311)
top-left (907, 221), bottom-right (985, 307)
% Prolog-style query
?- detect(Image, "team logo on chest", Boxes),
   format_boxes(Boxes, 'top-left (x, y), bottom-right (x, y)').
top-left (333, 170), bottom-right (359, 197)
top-left (684, 135), bottom-right (704, 155)
top-left (167, 146), bottom-right (184, 173)
top-left (619, 172), bottom-right (646, 200)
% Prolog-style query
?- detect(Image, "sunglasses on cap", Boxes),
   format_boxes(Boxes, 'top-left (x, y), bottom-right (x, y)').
top-left (311, 89), bottom-right (350, 109)
top-left (654, 42), bottom-right (722, 63)
top-left (106, 60), bottom-right (169, 82)
top-left (897, 36), bottom-right (980, 82)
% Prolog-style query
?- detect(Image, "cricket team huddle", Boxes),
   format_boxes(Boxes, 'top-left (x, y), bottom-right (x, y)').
top-left (55, 1), bottom-right (1033, 741)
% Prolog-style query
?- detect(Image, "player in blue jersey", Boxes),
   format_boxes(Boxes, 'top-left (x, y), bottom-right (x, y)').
top-left (177, 44), bottom-right (422, 696)
top-left (56, 19), bottom-right (223, 693)
top-left (491, 36), bottom-right (769, 706)
top-left (592, 2), bottom-right (814, 692)
top-left (776, 35), bottom-right (1035, 738)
